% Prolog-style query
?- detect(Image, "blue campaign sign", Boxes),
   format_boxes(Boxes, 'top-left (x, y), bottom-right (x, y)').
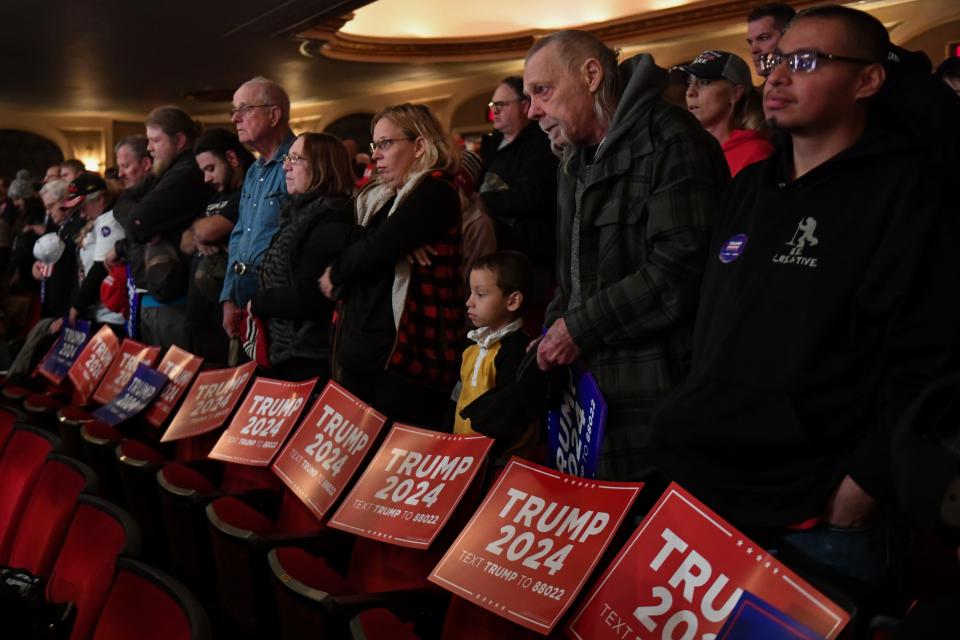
top-left (717, 591), bottom-right (822, 640)
top-left (93, 362), bottom-right (168, 426)
top-left (546, 365), bottom-right (607, 478)
top-left (38, 319), bottom-right (91, 384)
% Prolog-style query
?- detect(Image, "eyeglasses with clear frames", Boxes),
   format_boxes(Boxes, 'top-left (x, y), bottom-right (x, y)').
top-left (281, 153), bottom-right (305, 166)
top-left (369, 137), bottom-right (415, 153)
top-left (760, 49), bottom-right (876, 75)
top-left (229, 103), bottom-right (276, 119)
top-left (487, 99), bottom-right (524, 113)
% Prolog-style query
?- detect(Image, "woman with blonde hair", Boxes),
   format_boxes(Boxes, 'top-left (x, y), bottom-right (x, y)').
top-left (320, 103), bottom-right (464, 428)
top-left (249, 131), bottom-right (355, 381)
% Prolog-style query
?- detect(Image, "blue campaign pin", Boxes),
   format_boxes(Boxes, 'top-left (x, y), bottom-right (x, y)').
top-left (719, 233), bottom-right (749, 264)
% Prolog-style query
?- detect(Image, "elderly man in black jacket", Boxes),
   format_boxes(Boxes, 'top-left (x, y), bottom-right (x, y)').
top-left (108, 105), bottom-right (209, 349)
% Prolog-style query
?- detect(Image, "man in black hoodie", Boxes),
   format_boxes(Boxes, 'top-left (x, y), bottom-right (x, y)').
top-left (108, 106), bottom-right (209, 349)
top-left (653, 5), bottom-right (960, 592)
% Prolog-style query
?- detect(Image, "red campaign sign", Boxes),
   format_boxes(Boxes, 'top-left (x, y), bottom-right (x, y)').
top-left (566, 483), bottom-right (851, 640)
top-left (208, 377), bottom-right (316, 466)
top-left (272, 381), bottom-right (387, 520)
top-left (429, 459), bottom-right (642, 634)
top-left (328, 424), bottom-right (494, 549)
top-left (160, 361), bottom-right (257, 443)
top-left (91, 339), bottom-right (160, 405)
top-left (143, 346), bottom-right (204, 428)
top-left (67, 325), bottom-right (120, 405)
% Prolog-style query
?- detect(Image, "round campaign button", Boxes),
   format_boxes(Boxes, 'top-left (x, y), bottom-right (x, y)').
top-left (719, 233), bottom-right (748, 264)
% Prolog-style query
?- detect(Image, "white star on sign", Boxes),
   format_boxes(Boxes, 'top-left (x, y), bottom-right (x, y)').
top-left (736, 540), bottom-right (744, 547)
top-left (746, 547), bottom-right (753, 554)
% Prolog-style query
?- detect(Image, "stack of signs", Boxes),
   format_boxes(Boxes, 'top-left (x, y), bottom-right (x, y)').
top-left (67, 325), bottom-right (120, 404)
top-left (160, 361), bottom-right (257, 443)
top-left (208, 377), bottom-right (316, 465)
top-left (273, 381), bottom-right (387, 520)
top-left (92, 339), bottom-right (160, 405)
top-left (328, 424), bottom-right (493, 549)
top-left (566, 483), bottom-right (850, 640)
top-left (38, 319), bottom-right (91, 384)
top-left (546, 366), bottom-right (607, 478)
top-left (92, 363), bottom-right (168, 426)
top-left (143, 346), bottom-right (204, 428)
top-left (429, 459), bottom-right (642, 634)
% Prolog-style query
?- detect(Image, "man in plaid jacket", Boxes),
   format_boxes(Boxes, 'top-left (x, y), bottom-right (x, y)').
top-left (524, 30), bottom-right (728, 481)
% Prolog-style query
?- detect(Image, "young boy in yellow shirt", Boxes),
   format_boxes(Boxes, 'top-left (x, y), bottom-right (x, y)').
top-left (453, 251), bottom-right (541, 458)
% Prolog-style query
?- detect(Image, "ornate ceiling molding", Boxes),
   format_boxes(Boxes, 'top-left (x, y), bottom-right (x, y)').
top-left (299, 0), bottom-right (822, 62)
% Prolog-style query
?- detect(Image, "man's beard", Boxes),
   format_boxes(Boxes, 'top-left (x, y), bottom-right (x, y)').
top-left (152, 155), bottom-right (172, 177)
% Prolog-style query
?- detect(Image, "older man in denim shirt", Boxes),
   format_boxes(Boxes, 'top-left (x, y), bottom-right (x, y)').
top-left (220, 76), bottom-right (295, 338)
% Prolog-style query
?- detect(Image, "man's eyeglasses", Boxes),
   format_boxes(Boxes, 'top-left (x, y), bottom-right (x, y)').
top-left (488, 99), bottom-right (525, 113)
top-left (230, 103), bottom-right (275, 119)
top-left (760, 49), bottom-right (876, 75)
top-left (369, 137), bottom-right (415, 153)
top-left (281, 153), bottom-right (306, 166)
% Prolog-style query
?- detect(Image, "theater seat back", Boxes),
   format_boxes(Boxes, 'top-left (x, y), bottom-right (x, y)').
top-left (7, 454), bottom-right (97, 575)
top-left (0, 408), bottom-right (16, 452)
top-left (47, 495), bottom-right (141, 640)
top-left (0, 426), bottom-right (59, 562)
top-left (92, 558), bottom-right (211, 640)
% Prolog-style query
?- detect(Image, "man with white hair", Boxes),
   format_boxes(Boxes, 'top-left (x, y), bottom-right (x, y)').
top-left (524, 30), bottom-right (728, 482)
top-left (219, 76), bottom-right (295, 340)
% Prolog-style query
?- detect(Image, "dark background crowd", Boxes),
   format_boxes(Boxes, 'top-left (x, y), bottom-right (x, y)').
top-left (0, 2), bottom-right (958, 637)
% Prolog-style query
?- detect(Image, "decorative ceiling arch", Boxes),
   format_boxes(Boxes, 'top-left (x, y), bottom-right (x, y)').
top-left (299, 0), bottom-right (822, 62)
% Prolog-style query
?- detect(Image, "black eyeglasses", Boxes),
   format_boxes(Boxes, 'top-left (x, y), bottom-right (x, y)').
top-left (760, 49), bottom-right (876, 75)
top-left (487, 99), bottom-right (525, 112)
top-left (229, 103), bottom-right (275, 119)
top-left (369, 137), bottom-right (415, 153)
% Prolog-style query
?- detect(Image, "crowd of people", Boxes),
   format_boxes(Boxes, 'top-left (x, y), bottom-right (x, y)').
top-left (1, 2), bottom-right (958, 634)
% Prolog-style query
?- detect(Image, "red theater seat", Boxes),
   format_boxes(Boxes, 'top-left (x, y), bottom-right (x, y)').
top-left (80, 420), bottom-right (126, 504)
top-left (205, 490), bottom-right (330, 636)
top-left (0, 426), bottom-right (60, 562)
top-left (6, 454), bottom-right (97, 575)
top-left (115, 440), bottom-right (168, 562)
top-left (91, 558), bottom-right (211, 640)
top-left (45, 495), bottom-right (141, 640)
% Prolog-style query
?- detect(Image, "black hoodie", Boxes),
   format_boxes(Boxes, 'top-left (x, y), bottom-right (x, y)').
top-left (652, 125), bottom-right (960, 530)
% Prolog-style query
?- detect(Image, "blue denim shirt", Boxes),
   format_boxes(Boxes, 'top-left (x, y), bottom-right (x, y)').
top-left (220, 132), bottom-right (294, 305)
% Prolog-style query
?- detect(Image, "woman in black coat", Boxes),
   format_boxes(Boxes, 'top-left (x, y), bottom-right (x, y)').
top-left (250, 132), bottom-right (355, 382)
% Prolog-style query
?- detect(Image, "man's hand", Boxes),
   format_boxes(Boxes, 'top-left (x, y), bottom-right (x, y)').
top-left (48, 317), bottom-right (63, 334)
top-left (31, 261), bottom-right (45, 281)
top-left (824, 475), bottom-right (878, 528)
top-left (536, 318), bottom-right (581, 371)
top-left (222, 301), bottom-right (241, 338)
top-left (406, 245), bottom-right (437, 267)
top-left (67, 307), bottom-right (79, 325)
top-left (104, 247), bottom-right (120, 268)
top-left (319, 266), bottom-right (335, 300)
top-left (196, 243), bottom-right (222, 256)
top-left (180, 228), bottom-right (197, 255)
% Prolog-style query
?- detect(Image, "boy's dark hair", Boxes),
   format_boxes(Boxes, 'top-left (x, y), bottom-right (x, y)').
top-left (747, 3), bottom-right (796, 30)
top-left (792, 5), bottom-right (890, 63)
top-left (472, 251), bottom-right (533, 311)
top-left (193, 128), bottom-right (255, 171)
